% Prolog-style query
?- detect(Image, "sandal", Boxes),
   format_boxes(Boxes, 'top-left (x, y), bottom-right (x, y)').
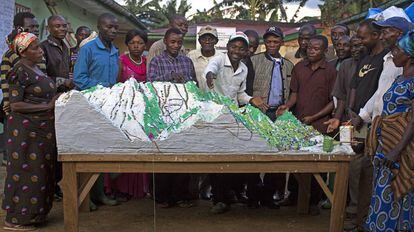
top-left (177, 200), bottom-right (194, 208)
top-left (4, 222), bottom-right (37, 231)
top-left (157, 202), bottom-right (173, 208)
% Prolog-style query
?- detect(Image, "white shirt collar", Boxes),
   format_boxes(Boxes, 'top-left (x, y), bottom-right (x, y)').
top-left (224, 54), bottom-right (245, 76)
top-left (384, 51), bottom-right (393, 61)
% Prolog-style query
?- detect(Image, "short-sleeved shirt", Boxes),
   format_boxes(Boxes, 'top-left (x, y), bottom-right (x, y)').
top-left (204, 53), bottom-right (252, 106)
top-left (331, 58), bottom-right (359, 105)
top-left (350, 49), bottom-right (389, 113)
top-left (1, 49), bottom-right (46, 111)
top-left (187, 49), bottom-right (222, 90)
top-left (358, 52), bottom-right (402, 122)
top-left (290, 59), bottom-right (337, 134)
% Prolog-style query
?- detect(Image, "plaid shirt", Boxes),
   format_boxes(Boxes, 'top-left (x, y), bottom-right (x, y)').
top-left (147, 51), bottom-right (196, 83)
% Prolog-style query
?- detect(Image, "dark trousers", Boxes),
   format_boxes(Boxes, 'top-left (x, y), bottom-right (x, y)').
top-left (260, 108), bottom-right (288, 203)
top-left (262, 173), bottom-right (286, 202)
top-left (210, 174), bottom-right (234, 204)
top-left (288, 174), bottom-right (324, 205)
top-left (154, 173), bottom-right (190, 204)
top-left (210, 173), bottom-right (262, 204)
top-left (229, 173), bottom-right (262, 200)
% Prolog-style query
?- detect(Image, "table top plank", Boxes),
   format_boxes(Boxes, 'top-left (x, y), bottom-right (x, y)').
top-left (59, 153), bottom-right (354, 162)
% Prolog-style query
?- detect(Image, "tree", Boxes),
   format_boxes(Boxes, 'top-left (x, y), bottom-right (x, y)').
top-left (216, 0), bottom-right (308, 22)
top-left (124, 0), bottom-right (192, 28)
top-left (318, 0), bottom-right (389, 26)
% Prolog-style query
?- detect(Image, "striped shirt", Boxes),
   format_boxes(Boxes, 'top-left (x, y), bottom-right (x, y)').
top-left (0, 49), bottom-right (46, 113)
top-left (147, 51), bottom-right (196, 83)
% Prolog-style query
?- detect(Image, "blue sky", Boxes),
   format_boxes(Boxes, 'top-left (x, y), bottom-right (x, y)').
top-left (116, 0), bottom-right (323, 21)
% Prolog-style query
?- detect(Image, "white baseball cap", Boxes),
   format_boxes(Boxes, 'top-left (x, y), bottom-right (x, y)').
top-left (228, 31), bottom-right (250, 46)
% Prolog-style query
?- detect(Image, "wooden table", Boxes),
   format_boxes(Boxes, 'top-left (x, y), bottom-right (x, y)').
top-left (60, 152), bottom-right (353, 232)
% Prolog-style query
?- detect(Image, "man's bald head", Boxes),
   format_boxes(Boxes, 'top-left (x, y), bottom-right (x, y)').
top-left (47, 15), bottom-right (67, 40)
top-left (98, 13), bottom-right (117, 27)
top-left (298, 24), bottom-right (317, 52)
top-left (299, 24), bottom-right (317, 36)
top-left (97, 13), bottom-right (119, 43)
top-left (169, 15), bottom-right (188, 35)
top-left (47, 15), bottom-right (66, 25)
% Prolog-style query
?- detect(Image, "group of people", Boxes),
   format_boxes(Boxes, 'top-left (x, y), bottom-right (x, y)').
top-left (0, 8), bottom-right (414, 232)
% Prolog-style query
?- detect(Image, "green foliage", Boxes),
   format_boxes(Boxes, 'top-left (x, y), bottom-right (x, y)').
top-left (186, 82), bottom-right (319, 150)
top-left (125, 0), bottom-right (192, 28)
top-left (318, 0), bottom-right (388, 26)
top-left (211, 0), bottom-right (314, 22)
top-left (190, 1), bottom-right (224, 23)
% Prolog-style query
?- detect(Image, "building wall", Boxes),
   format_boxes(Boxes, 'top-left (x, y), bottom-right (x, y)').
top-left (15, 0), bottom-right (129, 49)
top-left (16, 0), bottom-right (98, 45)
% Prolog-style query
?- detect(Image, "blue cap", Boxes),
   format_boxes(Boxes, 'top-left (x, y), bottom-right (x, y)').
top-left (373, 17), bottom-right (414, 34)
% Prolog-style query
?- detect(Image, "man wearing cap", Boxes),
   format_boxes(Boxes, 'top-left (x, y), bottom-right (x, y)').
top-left (344, 17), bottom-right (412, 231)
top-left (251, 26), bottom-right (294, 121)
top-left (188, 26), bottom-right (221, 91)
top-left (205, 32), bottom-right (268, 214)
top-left (187, 26), bottom-right (222, 200)
top-left (204, 32), bottom-right (268, 110)
top-left (246, 26), bottom-right (295, 208)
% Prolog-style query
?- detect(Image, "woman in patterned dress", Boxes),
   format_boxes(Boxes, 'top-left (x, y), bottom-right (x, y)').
top-left (105, 29), bottom-right (149, 200)
top-left (365, 30), bottom-right (414, 231)
top-left (2, 32), bottom-right (59, 231)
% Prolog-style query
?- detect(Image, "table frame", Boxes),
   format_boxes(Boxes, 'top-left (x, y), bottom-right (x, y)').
top-left (60, 153), bottom-right (352, 232)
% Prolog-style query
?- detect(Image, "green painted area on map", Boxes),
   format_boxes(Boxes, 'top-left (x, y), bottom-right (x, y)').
top-left (186, 81), bottom-right (319, 150)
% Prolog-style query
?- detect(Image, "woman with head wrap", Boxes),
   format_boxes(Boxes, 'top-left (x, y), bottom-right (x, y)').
top-left (2, 32), bottom-right (59, 231)
top-left (365, 30), bottom-right (414, 231)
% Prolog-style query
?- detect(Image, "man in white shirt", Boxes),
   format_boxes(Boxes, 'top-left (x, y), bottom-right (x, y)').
top-left (188, 26), bottom-right (221, 91)
top-left (204, 32), bottom-right (267, 109)
top-left (205, 32), bottom-right (268, 214)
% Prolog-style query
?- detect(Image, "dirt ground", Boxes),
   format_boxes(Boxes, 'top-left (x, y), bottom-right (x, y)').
top-left (0, 200), bottom-right (331, 232)
top-left (0, 160), bottom-right (331, 232)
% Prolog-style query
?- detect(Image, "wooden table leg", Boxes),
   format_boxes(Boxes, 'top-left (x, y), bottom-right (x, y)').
top-left (79, 174), bottom-right (90, 212)
top-left (330, 162), bottom-right (349, 232)
top-left (62, 162), bottom-right (79, 232)
top-left (296, 173), bottom-right (311, 214)
top-left (78, 173), bottom-right (99, 212)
